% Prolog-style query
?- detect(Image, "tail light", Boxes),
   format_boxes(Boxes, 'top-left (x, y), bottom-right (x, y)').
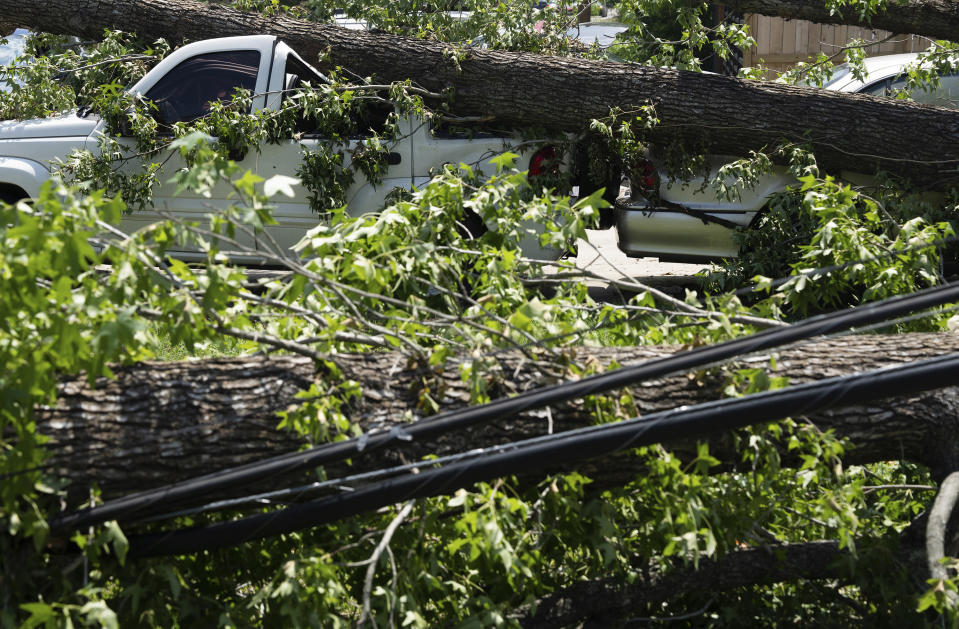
top-left (529, 146), bottom-right (559, 178)
top-left (631, 158), bottom-right (659, 193)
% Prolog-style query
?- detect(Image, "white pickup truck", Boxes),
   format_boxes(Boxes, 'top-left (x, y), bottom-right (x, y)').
top-left (0, 34), bottom-right (568, 260)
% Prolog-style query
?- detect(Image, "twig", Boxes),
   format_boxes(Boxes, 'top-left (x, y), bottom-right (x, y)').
top-left (56, 54), bottom-right (155, 74)
top-left (926, 471), bottom-right (959, 585)
top-left (863, 484), bottom-right (935, 494)
top-left (386, 544), bottom-right (398, 628)
top-left (438, 114), bottom-right (495, 123)
top-left (786, 32), bottom-right (900, 82)
top-left (357, 500), bottom-right (416, 628)
top-left (575, 237), bottom-right (788, 329)
top-left (338, 84), bottom-right (443, 99)
top-left (783, 505), bottom-right (828, 528)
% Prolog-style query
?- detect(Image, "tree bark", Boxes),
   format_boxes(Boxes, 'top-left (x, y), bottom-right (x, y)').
top-left (3, 0), bottom-right (959, 184)
top-left (725, 0), bottom-right (959, 44)
top-left (37, 332), bottom-right (959, 502)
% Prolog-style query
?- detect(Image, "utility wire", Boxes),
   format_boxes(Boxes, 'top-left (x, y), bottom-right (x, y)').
top-left (126, 352), bottom-right (959, 557)
top-left (140, 298), bottom-right (959, 522)
top-left (49, 280), bottom-right (959, 532)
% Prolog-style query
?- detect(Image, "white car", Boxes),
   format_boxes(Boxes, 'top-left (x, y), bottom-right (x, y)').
top-left (615, 53), bottom-right (959, 262)
top-left (565, 22), bottom-right (628, 57)
top-left (0, 35), bottom-right (567, 261)
top-left (0, 28), bottom-right (27, 68)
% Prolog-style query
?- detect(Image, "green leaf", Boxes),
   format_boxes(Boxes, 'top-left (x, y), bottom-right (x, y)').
top-left (264, 174), bottom-right (300, 198)
top-left (233, 170), bottom-right (265, 197)
top-left (104, 520), bottom-right (129, 565)
top-left (487, 151), bottom-right (519, 172)
top-left (20, 602), bottom-right (56, 626)
top-left (169, 131), bottom-right (215, 151)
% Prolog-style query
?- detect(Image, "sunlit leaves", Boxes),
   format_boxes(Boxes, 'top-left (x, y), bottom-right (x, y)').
top-left (770, 176), bottom-right (952, 315)
top-left (0, 7), bottom-right (956, 627)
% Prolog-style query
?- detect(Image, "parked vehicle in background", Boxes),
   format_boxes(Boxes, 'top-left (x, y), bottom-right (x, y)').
top-left (0, 29), bottom-right (26, 65)
top-left (546, 1), bottom-right (578, 15)
top-left (615, 53), bottom-right (959, 263)
top-left (564, 22), bottom-right (628, 58)
top-left (6, 34), bottom-right (945, 268)
top-left (547, 1), bottom-right (611, 17)
top-left (826, 53), bottom-right (959, 107)
top-left (0, 29), bottom-right (27, 92)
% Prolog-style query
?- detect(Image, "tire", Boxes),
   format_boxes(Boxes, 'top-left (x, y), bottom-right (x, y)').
top-left (0, 183), bottom-right (28, 205)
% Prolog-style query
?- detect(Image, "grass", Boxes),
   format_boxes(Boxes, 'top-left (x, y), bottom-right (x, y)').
top-left (146, 323), bottom-right (256, 361)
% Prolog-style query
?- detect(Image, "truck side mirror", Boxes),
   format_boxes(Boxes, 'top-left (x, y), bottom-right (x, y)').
top-left (284, 73), bottom-right (301, 93)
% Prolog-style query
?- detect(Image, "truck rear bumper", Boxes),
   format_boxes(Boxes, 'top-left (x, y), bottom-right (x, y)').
top-left (615, 197), bottom-right (748, 263)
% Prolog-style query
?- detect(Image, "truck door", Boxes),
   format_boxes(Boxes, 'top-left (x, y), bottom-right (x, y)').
top-left (252, 52), bottom-right (412, 255)
top-left (117, 48), bottom-right (265, 258)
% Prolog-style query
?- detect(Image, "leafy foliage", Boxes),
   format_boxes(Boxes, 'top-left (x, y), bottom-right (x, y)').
top-left (0, 2), bottom-right (958, 627)
top-left (716, 177), bottom-right (954, 319)
top-left (0, 30), bottom-right (167, 120)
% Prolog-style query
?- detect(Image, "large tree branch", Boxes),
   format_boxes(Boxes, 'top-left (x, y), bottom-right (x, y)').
top-left (36, 333), bottom-right (959, 504)
top-left (2, 0), bottom-right (959, 183)
top-left (523, 480), bottom-right (959, 628)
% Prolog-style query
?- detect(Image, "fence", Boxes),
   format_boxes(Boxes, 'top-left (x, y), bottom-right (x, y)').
top-left (741, 14), bottom-right (931, 77)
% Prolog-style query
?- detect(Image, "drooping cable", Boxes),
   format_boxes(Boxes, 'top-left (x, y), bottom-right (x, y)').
top-left (49, 280), bottom-right (959, 532)
top-left (141, 299), bottom-right (959, 521)
top-left (126, 352), bottom-right (959, 557)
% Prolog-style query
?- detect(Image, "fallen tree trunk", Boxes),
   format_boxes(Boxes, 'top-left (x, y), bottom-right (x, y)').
top-left (36, 332), bottom-right (959, 622)
top-left (39, 332), bottom-right (959, 502)
top-left (4, 0), bottom-right (959, 184)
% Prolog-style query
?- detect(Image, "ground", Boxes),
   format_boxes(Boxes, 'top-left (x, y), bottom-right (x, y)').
top-left (572, 227), bottom-right (710, 300)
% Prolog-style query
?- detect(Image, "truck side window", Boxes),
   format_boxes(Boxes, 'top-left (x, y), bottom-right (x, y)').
top-left (353, 101), bottom-right (393, 137)
top-left (145, 50), bottom-right (260, 124)
top-left (283, 54), bottom-right (325, 135)
top-left (283, 53), bottom-right (392, 138)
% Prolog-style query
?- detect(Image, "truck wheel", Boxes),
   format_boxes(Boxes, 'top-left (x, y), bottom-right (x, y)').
top-left (0, 183), bottom-right (28, 205)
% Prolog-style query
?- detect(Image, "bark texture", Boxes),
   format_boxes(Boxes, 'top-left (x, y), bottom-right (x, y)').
top-left (42, 355), bottom-right (312, 496)
top-left (38, 332), bottom-right (959, 501)
top-left (3, 0), bottom-right (959, 184)
top-left (727, 0), bottom-right (959, 44)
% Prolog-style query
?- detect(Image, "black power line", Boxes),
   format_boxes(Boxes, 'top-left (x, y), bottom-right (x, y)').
top-left (50, 280), bottom-right (959, 532)
top-left (127, 352), bottom-right (959, 557)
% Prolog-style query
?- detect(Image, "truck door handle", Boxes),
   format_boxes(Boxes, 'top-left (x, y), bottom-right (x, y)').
top-left (386, 152), bottom-right (401, 165)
